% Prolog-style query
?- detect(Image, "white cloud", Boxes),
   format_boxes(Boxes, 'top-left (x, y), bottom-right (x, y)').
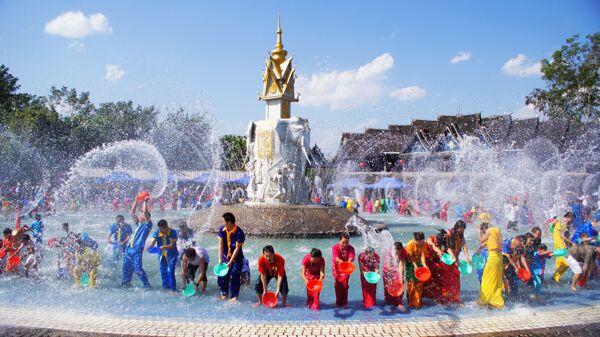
top-left (502, 54), bottom-right (541, 77)
top-left (296, 53), bottom-right (394, 110)
top-left (450, 51), bottom-right (471, 64)
top-left (68, 41), bottom-right (86, 52)
top-left (44, 11), bottom-right (112, 39)
top-left (105, 64), bottom-right (124, 81)
top-left (390, 86), bottom-right (427, 102)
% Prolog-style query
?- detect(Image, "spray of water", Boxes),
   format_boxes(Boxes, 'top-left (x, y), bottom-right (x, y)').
top-left (53, 140), bottom-right (168, 211)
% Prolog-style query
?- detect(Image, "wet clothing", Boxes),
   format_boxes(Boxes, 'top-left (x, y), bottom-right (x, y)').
top-left (73, 247), bottom-right (100, 287)
top-left (476, 248), bottom-right (488, 283)
top-left (153, 228), bottom-right (178, 291)
top-left (3, 228), bottom-right (27, 273)
top-left (30, 220), bottom-right (44, 244)
top-left (572, 221), bottom-right (598, 246)
top-left (217, 225), bottom-right (245, 298)
top-left (332, 243), bottom-right (355, 307)
top-left (122, 221), bottom-right (152, 287)
top-left (109, 223), bottom-right (133, 252)
top-left (252, 254), bottom-right (285, 296)
top-left (426, 235), bottom-right (461, 304)
top-left (302, 254), bottom-right (325, 310)
top-left (255, 253), bottom-right (288, 297)
top-left (109, 223), bottom-right (132, 266)
top-left (502, 238), bottom-right (523, 294)
top-left (186, 261), bottom-right (208, 283)
top-left (552, 220), bottom-right (569, 282)
top-left (358, 252), bottom-right (380, 308)
top-left (405, 239), bottom-right (427, 308)
top-left (188, 246), bottom-right (210, 265)
top-left (480, 227), bottom-right (504, 308)
top-left (531, 250), bottom-right (551, 294)
top-left (383, 249), bottom-right (406, 306)
top-left (185, 247), bottom-right (209, 284)
top-left (568, 244), bottom-right (597, 268)
top-left (423, 236), bottom-right (443, 301)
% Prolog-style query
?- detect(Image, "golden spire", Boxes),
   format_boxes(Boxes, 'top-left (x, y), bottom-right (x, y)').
top-left (271, 15), bottom-right (287, 63)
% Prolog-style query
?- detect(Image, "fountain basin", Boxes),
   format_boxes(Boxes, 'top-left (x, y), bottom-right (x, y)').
top-left (189, 204), bottom-right (384, 237)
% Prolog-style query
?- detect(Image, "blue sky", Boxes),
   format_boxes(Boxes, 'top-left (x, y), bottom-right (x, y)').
top-left (1, 1), bottom-right (598, 153)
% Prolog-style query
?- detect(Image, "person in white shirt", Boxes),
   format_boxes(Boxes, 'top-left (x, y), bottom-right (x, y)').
top-left (181, 246), bottom-right (210, 294)
top-left (505, 200), bottom-right (519, 232)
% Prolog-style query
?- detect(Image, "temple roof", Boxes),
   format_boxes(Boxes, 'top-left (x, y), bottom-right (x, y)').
top-left (505, 117), bottom-right (540, 149)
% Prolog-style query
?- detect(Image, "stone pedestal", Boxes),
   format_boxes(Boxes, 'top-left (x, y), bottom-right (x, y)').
top-left (189, 204), bottom-right (383, 238)
top-left (245, 117), bottom-right (310, 204)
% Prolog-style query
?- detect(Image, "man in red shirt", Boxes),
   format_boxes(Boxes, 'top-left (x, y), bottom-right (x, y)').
top-left (255, 245), bottom-right (289, 307)
top-left (301, 248), bottom-right (325, 310)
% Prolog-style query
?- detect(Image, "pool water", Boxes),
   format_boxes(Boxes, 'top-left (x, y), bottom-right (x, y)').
top-left (0, 210), bottom-right (598, 322)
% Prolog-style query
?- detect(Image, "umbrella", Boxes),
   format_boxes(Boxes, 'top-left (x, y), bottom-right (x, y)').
top-left (366, 177), bottom-right (405, 189)
top-left (182, 173), bottom-right (211, 184)
top-left (223, 175), bottom-right (250, 185)
top-left (98, 171), bottom-right (140, 183)
top-left (150, 171), bottom-right (178, 182)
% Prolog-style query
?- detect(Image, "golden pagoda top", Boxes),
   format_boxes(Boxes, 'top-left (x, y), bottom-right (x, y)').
top-left (271, 16), bottom-right (288, 63)
top-left (259, 16), bottom-right (298, 116)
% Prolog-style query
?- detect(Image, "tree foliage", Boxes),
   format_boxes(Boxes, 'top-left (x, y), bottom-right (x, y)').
top-left (220, 134), bottom-right (246, 171)
top-left (0, 64), bottom-right (220, 177)
top-left (526, 33), bottom-right (600, 122)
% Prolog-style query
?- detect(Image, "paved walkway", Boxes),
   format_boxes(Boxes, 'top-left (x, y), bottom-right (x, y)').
top-left (1, 302), bottom-right (599, 337)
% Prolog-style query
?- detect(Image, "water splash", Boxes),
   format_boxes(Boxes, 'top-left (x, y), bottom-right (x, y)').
top-left (54, 140), bottom-right (168, 211)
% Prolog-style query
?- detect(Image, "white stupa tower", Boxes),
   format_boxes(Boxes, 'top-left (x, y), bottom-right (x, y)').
top-left (245, 17), bottom-right (311, 204)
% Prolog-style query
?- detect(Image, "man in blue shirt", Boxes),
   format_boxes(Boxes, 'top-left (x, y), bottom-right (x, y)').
top-left (30, 214), bottom-right (44, 244)
top-left (107, 215), bottom-right (133, 270)
top-left (571, 211), bottom-right (599, 246)
top-left (121, 197), bottom-right (152, 288)
top-left (218, 212), bottom-right (245, 302)
top-left (149, 219), bottom-right (178, 291)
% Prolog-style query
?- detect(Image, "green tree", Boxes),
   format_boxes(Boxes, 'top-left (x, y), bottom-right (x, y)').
top-left (220, 134), bottom-right (246, 171)
top-left (0, 64), bottom-right (38, 125)
top-left (526, 33), bottom-right (600, 122)
top-left (48, 86), bottom-right (95, 117)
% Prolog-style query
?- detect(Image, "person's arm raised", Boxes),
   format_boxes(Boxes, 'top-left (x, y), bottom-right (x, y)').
top-left (142, 199), bottom-right (150, 221)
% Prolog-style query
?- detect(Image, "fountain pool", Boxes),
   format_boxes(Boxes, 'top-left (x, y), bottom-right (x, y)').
top-left (1, 210), bottom-right (599, 322)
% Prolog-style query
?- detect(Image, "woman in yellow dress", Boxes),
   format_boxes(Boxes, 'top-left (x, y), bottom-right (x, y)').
top-left (478, 225), bottom-right (504, 308)
top-left (551, 212), bottom-right (574, 282)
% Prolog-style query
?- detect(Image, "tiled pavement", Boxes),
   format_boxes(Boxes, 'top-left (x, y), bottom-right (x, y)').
top-left (1, 303), bottom-right (600, 337)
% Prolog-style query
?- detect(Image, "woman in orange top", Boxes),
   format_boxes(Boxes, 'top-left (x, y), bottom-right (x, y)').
top-left (404, 232), bottom-right (429, 308)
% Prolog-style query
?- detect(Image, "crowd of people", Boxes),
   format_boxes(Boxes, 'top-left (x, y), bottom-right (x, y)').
top-left (1, 195), bottom-right (599, 311)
